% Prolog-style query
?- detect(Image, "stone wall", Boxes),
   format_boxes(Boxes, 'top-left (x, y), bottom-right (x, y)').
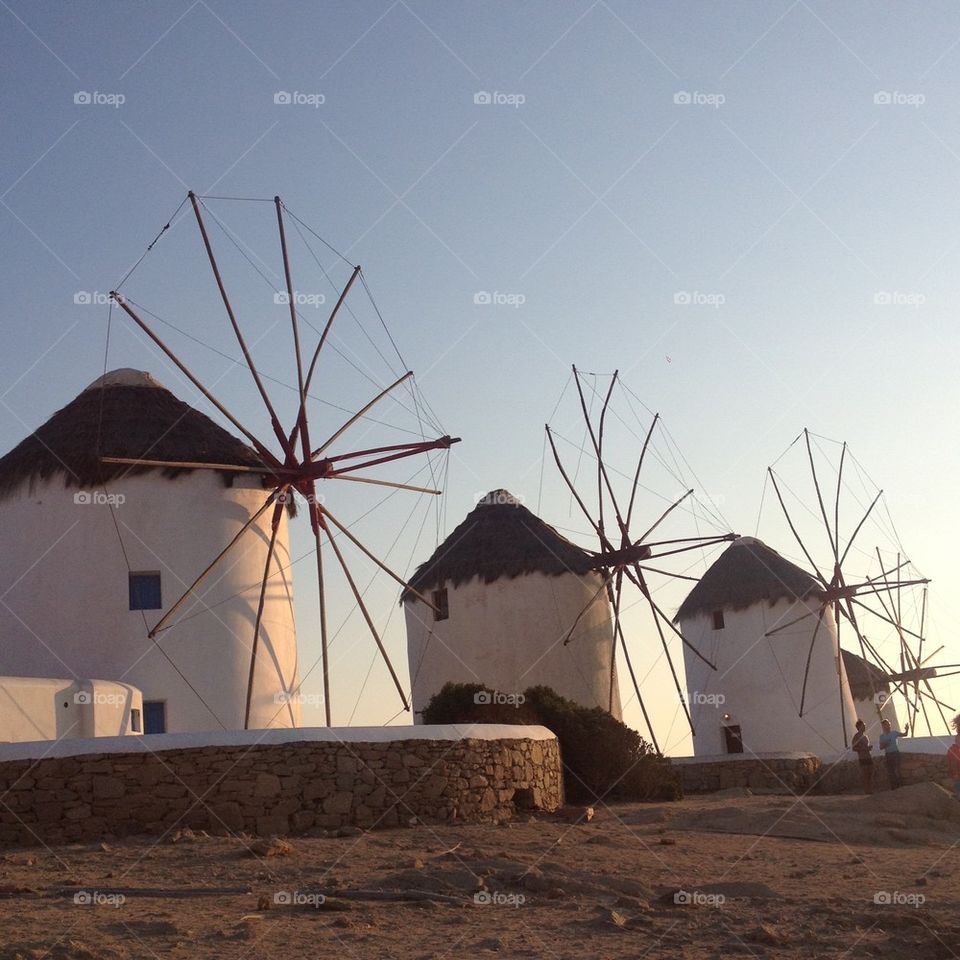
top-left (813, 752), bottom-right (953, 794)
top-left (0, 734), bottom-right (563, 847)
top-left (673, 754), bottom-right (821, 794)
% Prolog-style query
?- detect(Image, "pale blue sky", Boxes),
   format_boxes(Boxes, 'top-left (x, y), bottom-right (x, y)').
top-left (2, 1), bottom-right (958, 750)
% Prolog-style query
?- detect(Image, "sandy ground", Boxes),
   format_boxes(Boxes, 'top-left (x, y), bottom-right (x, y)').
top-left (2, 782), bottom-right (960, 959)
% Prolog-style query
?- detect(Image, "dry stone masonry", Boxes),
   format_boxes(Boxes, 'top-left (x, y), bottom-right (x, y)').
top-left (0, 734), bottom-right (563, 847)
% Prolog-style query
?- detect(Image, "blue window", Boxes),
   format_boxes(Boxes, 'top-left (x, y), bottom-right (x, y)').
top-left (129, 572), bottom-right (162, 610)
top-left (143, 701), bottom-right (166, 734)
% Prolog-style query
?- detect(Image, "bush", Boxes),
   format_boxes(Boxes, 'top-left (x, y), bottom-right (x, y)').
top-left (421, 682), bottom-right (681, 804)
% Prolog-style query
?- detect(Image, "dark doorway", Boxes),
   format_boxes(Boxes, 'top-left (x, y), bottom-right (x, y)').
top-left (723, 724), bottom-right (743, 754)
top-left (143, 701), bottom-right (167, 734)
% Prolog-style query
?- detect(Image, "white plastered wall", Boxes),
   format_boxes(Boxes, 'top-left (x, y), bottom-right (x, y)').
top-left (0, 471), bottom-right (299, 734)
top-left (405, 570), bottom-right (621, 720)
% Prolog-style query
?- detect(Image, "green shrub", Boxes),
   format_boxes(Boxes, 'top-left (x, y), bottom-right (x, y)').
top-left (421, 681), bottom-right (681, 804)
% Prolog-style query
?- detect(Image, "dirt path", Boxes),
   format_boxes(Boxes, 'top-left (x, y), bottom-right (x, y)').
top-left (2, 790), bottom-right (959, 959)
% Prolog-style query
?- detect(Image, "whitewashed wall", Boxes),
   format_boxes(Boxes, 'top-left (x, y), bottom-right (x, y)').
top-left (680, 596), bottom-right (857, 755)
top-left (0, 677), bottom-right (142, 742)
top-left (0, 471), bottom-right (299, 734)
top-left (405, 570), bottom-right (621, 720)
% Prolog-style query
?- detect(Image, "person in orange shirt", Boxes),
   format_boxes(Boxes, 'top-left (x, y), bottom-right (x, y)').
top-left (948, 733), bottom-right (960, 800)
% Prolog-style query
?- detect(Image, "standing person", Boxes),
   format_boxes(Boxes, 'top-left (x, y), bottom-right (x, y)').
top-left (851, 719), bottom-right (873, 794)
top-left (950, 714), bottom-right (960, 798)
top-left (878, 718), bottom-right (909, 789)
top-left (947, 731), bottom-right (960, 800)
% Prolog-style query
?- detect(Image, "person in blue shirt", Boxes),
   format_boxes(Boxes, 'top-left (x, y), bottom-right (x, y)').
top-left (878, 718), bottom-right (909, 789)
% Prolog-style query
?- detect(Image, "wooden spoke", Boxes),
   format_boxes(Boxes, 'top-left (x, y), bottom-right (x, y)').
top-left (798, 604), bottom-right (825, 717)
top-left (805, 429), bottom-right (838, 562)
top-left (626, 413), bottom-right (659, 529)
top-left (100, 457), bottom-right (275, 474)
top-left (636, 489), bottom-right (693, 544)
top-left (561, 572), bottom-right (614, 646)
top-left (320, 506), bottom-right (441, 614)
top-left (610, 570), bottom-right (660, 752)
top-left (312, 371), bottom-right (414, 460)
top-left (765, 608), bottom-right (817, 638)
top-left (838, 489), bottom-right (883, 566)
top-left (307, 499), bottom-right (332, 726)
top-left (545, 425), bottom-right (616, 553)
top-left (321, 511), bottom-right (410, 711)
top-left (833, 441), bottom-right (846, 563)
top-left (189, 192), bottom-right (294, 460)
top-left (328, 474), bottom-right (441, 496)
top-left (110, 293), bottom-right (280, 469)
top-left (768, 468), bottom-right (827, 586)
top-left (572, 366), bottom-right (628, 539)
top-left (243, 498), bottom-right (286, 729)
top-left (149, 489), bottom-right (281, 638)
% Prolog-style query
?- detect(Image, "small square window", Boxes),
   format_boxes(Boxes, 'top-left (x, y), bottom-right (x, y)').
top-left (143, 701), bottom-right (167, 734)
top-left (432, 588), bottom-right (449, 622)
top-left (131, 708), bottom-right (142, 733)
top-left (129, 572), bottom-right (162, 610)
top-left (712, 610), bottom-right (725, 630)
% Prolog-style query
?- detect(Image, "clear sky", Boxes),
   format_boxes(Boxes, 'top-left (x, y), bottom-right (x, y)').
top-left (2, 1), bottom-right (958, 752)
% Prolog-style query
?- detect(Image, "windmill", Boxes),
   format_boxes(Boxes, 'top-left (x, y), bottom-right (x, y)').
top-left (104, 191), bottom-right (458, 728)
top-left (762, 428), bottom-right (955, 739)
top-left (543, 366), bottom-right (738, 751)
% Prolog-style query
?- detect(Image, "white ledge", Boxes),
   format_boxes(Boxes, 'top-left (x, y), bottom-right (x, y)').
top-left (669, 751), bottom-right (818, 765)
top-left (0, 723), bottom-right (557, 763)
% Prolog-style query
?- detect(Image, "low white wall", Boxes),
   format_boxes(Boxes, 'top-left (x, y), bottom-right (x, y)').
top-left (0, 722), bottom-right (557, 763)
top-left (0, 677), bottom-right (142, 743)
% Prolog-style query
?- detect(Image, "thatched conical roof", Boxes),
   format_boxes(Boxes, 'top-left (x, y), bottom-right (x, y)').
top-left (402, 490), bottom-right (597, 600)
top-left (0, 368), bottom-right (265, 500)
top-left (675, 536), bottom-right (824, 622)
top-left (841, 648), bottom-right (890, 700)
